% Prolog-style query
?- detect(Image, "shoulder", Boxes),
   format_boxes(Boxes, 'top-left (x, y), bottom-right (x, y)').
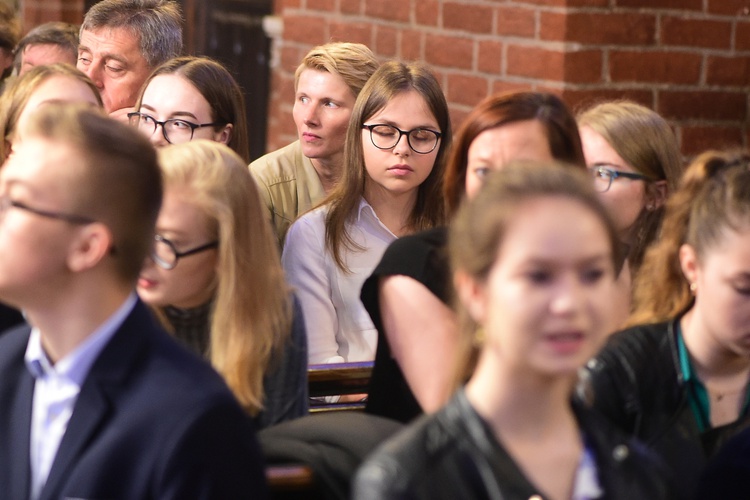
top-left (285, 205), bottom-right (329, 242)
top-left (588, 320), bottom-right (673, 374)
top-left (0, 324), bottom-right (31, 381)
top-left (250, 141), bottom-right (306, 184)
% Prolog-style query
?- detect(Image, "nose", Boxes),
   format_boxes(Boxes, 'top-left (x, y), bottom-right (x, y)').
top-left (80, 62), bottom-right (104, 89)
top-left (392, 132), bottom-right (411, 156)
top-left (149, 122), bottom-right (170, 148)
top-left (549, 275), bottom-right (584, 316)
top-left (302, 105), bottom-right (320, 127)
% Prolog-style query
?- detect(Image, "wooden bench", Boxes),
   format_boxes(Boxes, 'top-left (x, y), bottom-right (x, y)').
top-left (308, 361), bottom-right (373, 412)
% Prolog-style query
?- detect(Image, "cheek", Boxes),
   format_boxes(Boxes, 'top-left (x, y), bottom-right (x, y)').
top-left (465, 172), bottom-right (482, 200)
top-left (598, 185), bottom-right (645, 231)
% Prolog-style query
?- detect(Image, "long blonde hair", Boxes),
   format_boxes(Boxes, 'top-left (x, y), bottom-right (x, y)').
top-left (158, 140), bottom-right (292, 415)
top-left (629, 150), bottom-right (750, 326)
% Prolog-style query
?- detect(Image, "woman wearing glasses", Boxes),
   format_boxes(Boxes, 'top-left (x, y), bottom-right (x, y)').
top-left (137, 140), bottom-right (308, 428)
top-left (584, 151), bottom-right (750, 499)
top-left (577, 101), bottom-right (683, 326)
top-left (130, 56), bottom-right (250, 162)
top-left (282, 61), bottom-right (451, 366)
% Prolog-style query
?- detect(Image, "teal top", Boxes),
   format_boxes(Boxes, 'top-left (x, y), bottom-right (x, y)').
top-left (677, 324), bottom-right (750, 432)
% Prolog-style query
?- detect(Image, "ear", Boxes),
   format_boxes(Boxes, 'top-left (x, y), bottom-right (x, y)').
top-left (453, 269), bottom-right (488, 325)
top-left (647, 180), bottom-right (668, 211)
top-left (215, 123), bottom-right (233, 146)
top-left (67, 223), bottom-right (114, 273)
top-left (679, 243), bottom-right (699, 287)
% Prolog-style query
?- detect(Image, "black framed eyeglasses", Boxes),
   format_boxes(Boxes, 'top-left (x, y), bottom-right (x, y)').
top-left (589, 164), bottom-right (653, 193)
top-left (0, 195), bottom-right (95, 224)
top-left (151, 234), bottom-right (218, 270)
top-left (363, 124), bottom-right (441, 154)
top-left (127, 112), bottom-right (220, 144)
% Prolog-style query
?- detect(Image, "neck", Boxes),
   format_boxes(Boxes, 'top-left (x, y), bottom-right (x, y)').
top-left (363, 180), bottom-right (418, 236)
top-left (681, 308), bottom-right (750, 380)
top-left (311, 156), bottom-right (342, 194)
top-left (24, 279), bottom-right (132, 364)
top-left (465, 350), bottom-right (577, 439)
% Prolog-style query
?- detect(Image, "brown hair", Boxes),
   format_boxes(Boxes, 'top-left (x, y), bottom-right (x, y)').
top-left (0, 63), bottom-right (102, 157)
top-left (325, 60), bottom-right (452, 271)
top-left (629, 150), bottom-right (750, 325)
top-left (15, 21), bottom-right (79, 71)
top-left (22, 102), bottom-right (161, 283)
top-left (157, 140), bottom-right (291, 415)
top-left (444, 91), bottom-right (585, 215)
top-left (135, 56), bottom-right (250, 162)
top-left (577, 100), bottom-right (683, 272)
top-left (450, 161), bottom-right (621, 385)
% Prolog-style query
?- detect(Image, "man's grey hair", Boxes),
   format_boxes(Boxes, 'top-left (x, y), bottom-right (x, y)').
top-left (81, 0), bottom-right (182, 69)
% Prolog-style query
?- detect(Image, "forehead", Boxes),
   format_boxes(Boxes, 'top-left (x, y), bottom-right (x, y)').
top-left (2, 138), bottom-right (83, 193)
top-left (79, 26), bottom-right (143, 61)
top-left (366, 90), bottom-right (437, 126)
top-left (469, 121), bottom-right (553, 163)
top-left (296, 68), bottom-right (353, 99)
top-left (22, 43), bottom-right (73, 63)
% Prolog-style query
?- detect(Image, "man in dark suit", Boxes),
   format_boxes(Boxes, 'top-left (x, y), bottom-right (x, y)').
top-left (0, 104), bottom-right (268, 500)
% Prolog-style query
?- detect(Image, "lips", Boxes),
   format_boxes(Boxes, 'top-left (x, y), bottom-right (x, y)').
top-left (137, 277), bottom-right (158, 289)
top-left (301, 132), bottom-right (321, 142)
top-left (388, 164), bottom-right (414, 176)
top-left (543, 331), bottom-right (586, 355)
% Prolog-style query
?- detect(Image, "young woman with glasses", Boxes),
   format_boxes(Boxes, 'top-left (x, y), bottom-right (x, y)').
top-left (282, 60), bottom-right (451, 368)
top-left (363, 91), bottom-right (586, 423)
top-left (584, 151), bottom-right (750, 499)
top-left (577, 101), bottom-right (684, 326)
top-left (130, 56), bottom-right (250, 162)
top-left (355, 163), bottom-right (669, 499)
top-left (137, 140), bottom-right (307, 428)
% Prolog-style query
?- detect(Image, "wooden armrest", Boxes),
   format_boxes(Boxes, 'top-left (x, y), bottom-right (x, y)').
top-left (266, 464), bottom-right (315, 490)
top-left (308, 361), bottom-right (373, 397)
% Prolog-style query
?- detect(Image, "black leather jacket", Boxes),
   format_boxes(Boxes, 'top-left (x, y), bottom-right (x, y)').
top-left (583, 317), bottom-right (750, 499)
top-left (353, 389), bottom-right (669, 500)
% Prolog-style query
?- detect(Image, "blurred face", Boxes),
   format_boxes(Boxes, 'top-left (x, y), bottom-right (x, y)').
top-left (292, 69), bottom-right (356, 169)
top-left (0, 138), bottom-right (86, 308)
top-left (465, 120), bottom-right (554, 200)
top-left (580, 125), bottom-right (646, 239)
top-left (77, 27), bottom-right (152, 119)
top-left (461, 196), bottom-right (616, 378)
top-left (14, 75), bottom-right (101, 143)
top-left (135, 74), bottom-right (230, 148)
top-left (137, 187), bottom-right (218, 309)
top-left (362, 90), bottom-right (440, 201)
top-left (20, 44), bottom-right (77, 75)
top-left (681, 227), bottom-right (750, 359)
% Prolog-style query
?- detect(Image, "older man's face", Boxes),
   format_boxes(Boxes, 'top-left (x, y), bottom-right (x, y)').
top-left (77, 27), bottom-right (152, 121)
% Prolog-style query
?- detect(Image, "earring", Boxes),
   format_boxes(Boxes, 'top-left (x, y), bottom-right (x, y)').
top-left (473, 327), bottom-right (486, 347)
top-left (690, 282), bottom-right (697, 295)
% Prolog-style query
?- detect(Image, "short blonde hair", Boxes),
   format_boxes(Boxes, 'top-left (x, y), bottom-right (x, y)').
top-left (294, 42), bottom-right (379, 98)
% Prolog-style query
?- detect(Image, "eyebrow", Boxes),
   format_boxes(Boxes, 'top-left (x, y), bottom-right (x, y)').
top-left (77, 45), bottom-right (129, 66)
top-left (140, 104), bottom-right (200, 121)
top-left (372, 119), bottom-right (439, 130)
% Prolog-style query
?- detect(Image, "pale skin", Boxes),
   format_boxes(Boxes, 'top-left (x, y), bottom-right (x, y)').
top-left (679, 228), bottom-right (750, 427)
top-left (0, 138), bottom-right (128, 363)
top-left (379, 120), bottom-right (556, 413)
top-left (457, 197), bottom-right (616, 499)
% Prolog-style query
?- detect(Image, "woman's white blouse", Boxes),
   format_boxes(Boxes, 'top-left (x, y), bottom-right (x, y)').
top-left (282, 198), bottom-right (396, 364)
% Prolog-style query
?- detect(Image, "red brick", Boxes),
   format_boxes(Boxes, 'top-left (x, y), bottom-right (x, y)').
top-left (542, 12), bottom-right (655, 46)
top-left (415, 0), bottom-right (439, 26)
top-left (478, 40), bottom-right (503, 74)
top-left (375, 26), bottom-right (398, 57)
top-left (496, 6), bottom-right (535, 38)
top-left (449, 107), bottom-right (471, 134)
top-left (517, 0), bottom-right (608, 7)
top-left (658, 91), bottom-right (747, 122)
top-left (284, 15), bottom-right (328, 45)
top-left (306, 0), bottom-right (336, 11)
top-left (444, 3), bottom-right (493, 34)
top-left (340, 0), bottom-right (362, 15)
top-left (278, 0), bottom-right (301, 9)
top-left (400, 30), bottom-right (423, 61)
top-left (329, 21), bottom-right (372, 46)
top-left (680, 126), bottom-right (744, 156)
top-left (424, 34), bottom-right (474, 70)
top-left (491, 80), bottom-right (533, 96)
top-left (365, 0), bottom-right (409, 23)
top-left (737, 21), bottom-right (750, 51)
top-left (707, 0), bottom-right (750, 15)
top-left (610, 51), bottom-right (701, 84)
top-left (446, 73), bottom-right (490, 106)
top-left (707, 56), bottom-right (750, 86)
top-left (661, 17), bottom-right (731, 50)
top-left (616, 0), bottom-right (702, 9)
top-left (561, 89), bottom-right (654, 115)
top-left (280, 47), bottom-right (304, 74)
top-left (507, 45), bottom-right (602, 83)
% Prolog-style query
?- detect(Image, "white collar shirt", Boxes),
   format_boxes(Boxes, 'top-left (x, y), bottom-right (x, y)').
top-left (24, 293), bottom-right (137, 500)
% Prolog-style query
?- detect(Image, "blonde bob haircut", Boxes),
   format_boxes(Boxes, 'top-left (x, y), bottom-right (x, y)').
top-left (157, 140), bottom-right (292, 415)
top-left (324, 60), bottom-right (452, 271)
top-left (294, 42), bottom-right (379, 98)
top-left (0, 63), bottom-right (102, 158)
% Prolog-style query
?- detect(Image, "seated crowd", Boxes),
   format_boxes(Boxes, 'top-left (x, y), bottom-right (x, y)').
top-left (0, 0), bottom-right (748, 499)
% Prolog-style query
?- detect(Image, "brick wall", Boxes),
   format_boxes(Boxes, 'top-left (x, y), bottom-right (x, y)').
top-left (21, 0), bottom-right (84, 33)
top-left (265, 0), bottom-right (750, 157)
